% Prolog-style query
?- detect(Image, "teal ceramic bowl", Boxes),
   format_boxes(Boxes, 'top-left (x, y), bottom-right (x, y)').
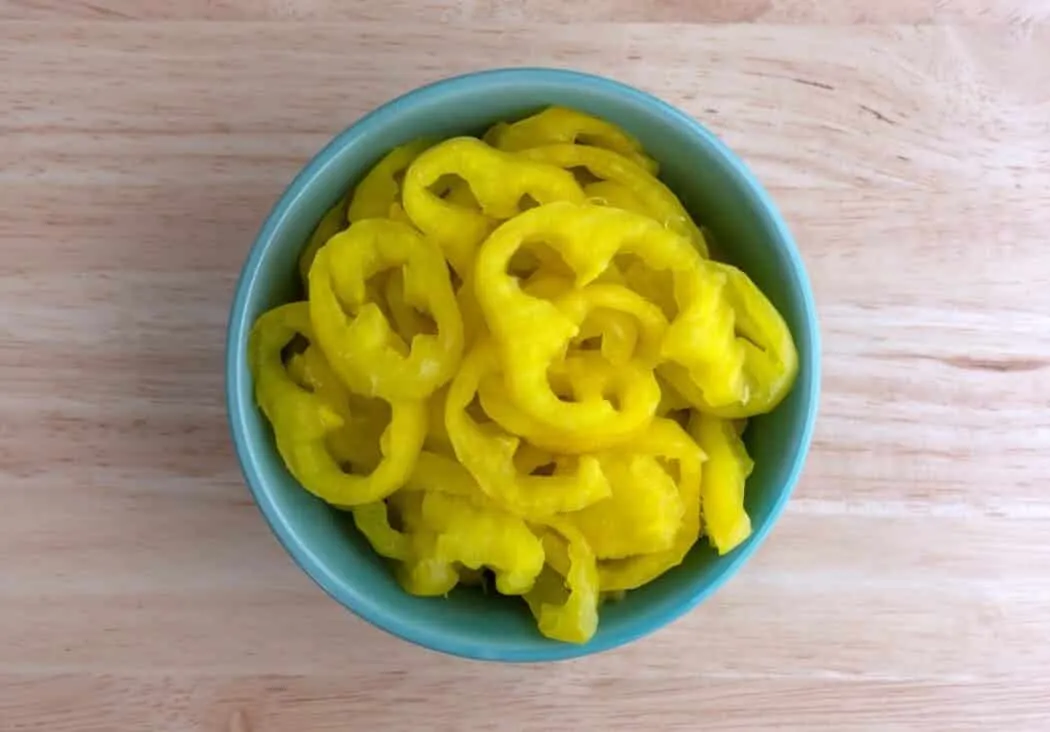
top-left (226, 68), bottom-right (820, 662)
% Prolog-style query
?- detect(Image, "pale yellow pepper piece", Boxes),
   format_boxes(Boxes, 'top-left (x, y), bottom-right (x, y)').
top-left (401, 137), bottom-right (586, 275)
top-left (485, 106), bottom-right (658, 174)
top-left (689, 411), bottom-right (754, 555)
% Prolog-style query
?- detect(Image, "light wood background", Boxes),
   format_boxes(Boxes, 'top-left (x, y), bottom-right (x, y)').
top-left (2, 2), bottom-right (1049, 729)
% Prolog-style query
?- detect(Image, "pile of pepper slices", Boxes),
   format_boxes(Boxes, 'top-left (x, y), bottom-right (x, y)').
top-left (248, 108), bottom-right (799, 643)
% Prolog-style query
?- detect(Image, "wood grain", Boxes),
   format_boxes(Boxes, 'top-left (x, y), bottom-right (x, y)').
top-left (2, 4), bottom-right (1049, 730)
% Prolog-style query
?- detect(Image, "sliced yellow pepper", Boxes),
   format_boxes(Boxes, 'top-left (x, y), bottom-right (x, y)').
top-left (347, 139), bottom-right (431, 223)
top-left (308, 218), bottom-right (463, 401)
top-left (421, 491), bottom-right (544, 595)
top-left (571, 451), bottom-right (685, 559)
top-left (351, 501), bottom-right (409, 560)
top-left (475, 202), bottom-right (734, 432)
top-left (524, 520), bottom-right (599, 644)
top-left (299, 193), bottom-right (349, 292)
top-left (517, 144), bottom-right (708, 257)
top-left (286, 345), bottom-right (388, 472)
top-left (477, 353), bottom-right (658, 454)
top-left (401, 137), bottom-right (586, 275)
top-left (248, 302), bottom-right (425, 507)
top-left (689, 411), bottom-right (754, 555)
top-left (661, 263), bottom-right (798, 418)
top-left (485, 106), bottom-right (658, 175)
top-left (444, 342), bottom-right (611, 517)
top-left (596, 418), bottom-right (705, 591)
top-left (583, 180), bottom-right (651, 216)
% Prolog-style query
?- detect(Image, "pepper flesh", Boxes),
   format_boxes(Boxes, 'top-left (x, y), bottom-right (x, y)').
top-left (524, 520), bottom-right (599, 644)
top-left (347, 139), bottom-right (431, 223)
top-left (663, 263), bottom-right (799, 417)
top-left (517, 144), bottom-right (708, 257)
top-left (422, 491), bottom-right (545, 595)
top-left (570, 451), bottom-right (685, 559)
top-left (248, 302), bottom-right (425, 507)
top-left (689, 411), bottom-right (754, 554)
top-left (298, 193), bottom-right (349, 291)
top-left (485, 106), bottom-right (658, 175)
top-left (308, 218), bottom-right (463, 401)
top-left (595, 418), bottom-right (705, 591)
top-left (474, 202), bottom-right (735, 433)
top-left (402, 137), bottom-right (586, 275)
top-left (445, 342), bottom-right (611, 517)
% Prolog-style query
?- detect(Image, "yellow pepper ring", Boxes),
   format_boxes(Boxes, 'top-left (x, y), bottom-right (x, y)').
top-left (402, 137), bottom-right (587, 275)
top-left (308, 218), bottom-right (463, 402)
top-left (477, 354), bottom-right (659, 454)
top-left (595, 418), bottom-right (705, 591)
top-left (247, 302), bottom-right (426, 508)
top-left (347, 138), bottom-right (431, 223)
top-left (485, 106), bottom-right (659, 175)
top-left (444, 341), bottom-right (611, 518)
top-left (518, 144), bottom-right (709, 257)
top-left (474, 202), bottom-right (730, 433)
top-left (298, 193), bottom-right (349, 292)
top-left (524, 518), bottom-right (599, 644)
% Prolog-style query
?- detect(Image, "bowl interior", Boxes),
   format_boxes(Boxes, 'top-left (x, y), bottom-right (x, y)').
top-left (227, 69), bottom-right (819, 661)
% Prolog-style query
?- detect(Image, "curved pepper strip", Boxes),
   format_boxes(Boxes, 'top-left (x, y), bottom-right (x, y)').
top-left (421, 491), bottom-right (544, 595)
top-left (298, 194), bottom-right (349, 292)
top-left (402, 137), bottom-right (586, 275)
top-left (475, 202), bottom-right (730, 432)
top-left (655, 375), bottom-right (692, 417)
top-left (660, 263), bottom-right (798, 417)
top-left (523, 519), bottom-right (599, 644)
top-left (570, 451), bottom-right (685, 559)
top-left (352, 501), bottom-right (410, 560)
top-left (403, 449), bottom-right (495, 509)
top-left (596, 418), bottom-right (705, 591)
top-left (583, 180), bottom-right (651, 217)
top-left (455, 272), bottom-right (487, 348)
top-left (399, 531), bottom-right (460, 597)
top-left (347, 139), bottom-right (431, 223)
top-left (308, 218), bottom-right (464, 401)
top-left (617, 254), bottom-right (679, 320)
top-left (445, 342), bottom-right (611, 517)
top-left (571, 308), bottom-right (638, 365)
top-left (485, 106), bottom-right (658, 175)
top-left (477, 354), bottom-right (658, 454)
top-left (551, 281), bottom-right (668, 368)
top-left (689, 411), bottom-right (754, 555)
top-left (518, 144), bottom-right (708, 257)
top-left (247, 302), bottom-right (425, 507)
top-left (286, 346), bottom-right (388, 472)
top-left (384, 268), bottom-right (434, 344)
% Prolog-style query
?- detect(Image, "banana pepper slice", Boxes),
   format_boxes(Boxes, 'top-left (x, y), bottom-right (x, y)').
top-left (518, 144), bottom-right (708, 257)
top-left (662, 263), bottom-right (799, 417)
top-left (484, 106), bottom-right (658, 175)
top-left (689, 411), bottom-right (754, 555)
top-left (247, 302), bottom-right (425, 507)
top-left (308, 218), bottom-right (463, 401)
top-left (421, 491), bottom-right (545, 595)
top-left (347, 138), bottom-right (431, 223)
top-left (445, 342), bottom-right (611, 517)
top-left (596, 418), bottom-right (705, 591)
top-left (571, 450), bottom-right (686, 560)
top-left (401, 137), bottom-right (586, 275)
top-left (477, 353), bottom-right (657, 454)
top-left (298, 194), bottom-right (349, 292)
top-left (474, 202), bottom-right (737, 432)
top-left (524, 519), bottom-right (599, 644)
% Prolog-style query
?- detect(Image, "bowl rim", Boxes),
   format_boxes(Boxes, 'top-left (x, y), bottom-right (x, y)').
top-left (225, 66), bottom-right (821, 662)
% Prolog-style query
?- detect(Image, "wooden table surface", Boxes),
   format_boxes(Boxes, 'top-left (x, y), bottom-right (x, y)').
top-left (3, 2), bottom-right (1050, 729)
